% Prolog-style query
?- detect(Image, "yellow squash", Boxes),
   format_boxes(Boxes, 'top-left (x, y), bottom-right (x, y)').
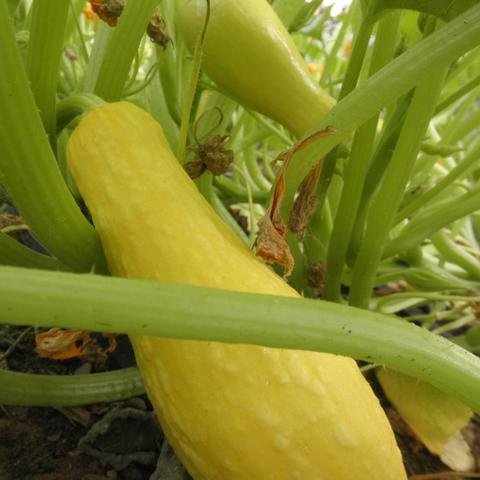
top-left (176, 0), bottom-right (335, 138)
top-left (67, 101), bottom-right (406, 480)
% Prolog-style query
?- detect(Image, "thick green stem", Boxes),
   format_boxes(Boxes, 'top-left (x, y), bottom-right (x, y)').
top-left (349, 66), bottom-right (448, 308)
top-left (0, 0), bottom-right (106, 272)
top-left (0, 368), bottom-right (144, 407)
top-left (0, 266), bottom-right (480, 412)
top-left (324, 12), bottom-right (401, 302)
top-left (25, 0), bottom-right (70, 145)
top-left (94, 0), bottom-right (158, 101)
top-left (280, 4), bottom-right (480, 218)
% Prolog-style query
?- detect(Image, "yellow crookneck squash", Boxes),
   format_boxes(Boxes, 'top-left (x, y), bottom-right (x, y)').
top-left (67, 101), bottom-right (406, 480)
top-left (175, 0), bottom-right (335, 138)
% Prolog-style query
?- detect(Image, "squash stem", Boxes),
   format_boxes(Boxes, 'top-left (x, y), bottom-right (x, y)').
top-left (349, 65), bottom-right (449, 308)
top-left (0, 367), bottom-right (144, 407)
top-left (25, 0), bottom-right (70, 147)
top-left (93, 0), bottom-right (158, 101)
top-left (177, 0), bottom-right (211, 165)
top-left (1, 265), bottom-right (480, 412)
top-left (0, 0), bottom-right (106, 272)
top-left (324, 12), bottom-right (401, 302)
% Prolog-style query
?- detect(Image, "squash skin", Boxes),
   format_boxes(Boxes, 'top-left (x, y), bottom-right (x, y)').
top-left (175, 0), bottom-right (335, 138)
top-left (67, 102), bottom-right (406, 480)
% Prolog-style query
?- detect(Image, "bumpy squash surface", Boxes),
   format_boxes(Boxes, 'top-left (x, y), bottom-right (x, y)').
top-left (67, 102), bottom-right (406, 480)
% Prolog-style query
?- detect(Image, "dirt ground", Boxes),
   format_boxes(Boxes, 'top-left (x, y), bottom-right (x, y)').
top-left (0, 326), bottom-right (479, 480)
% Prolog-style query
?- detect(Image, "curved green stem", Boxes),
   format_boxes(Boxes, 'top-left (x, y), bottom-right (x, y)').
top-left (214, 176), bottom-right (269, 203)
top-left (25, 0), bottom-right (70, 145)
top-left (0, 367), bottom-right (144, 407)
top-left (0, 266), bottom-right (480, 412)
top-left (244, 149), bottom-right (271, 191)
top-left (431, 229), bottom-right (480, 279)
top-left (56, 93), bottom-right (106, 134)
top-left (94, 0), bottom-right (158, 101)
top-left (0, 1), bottom-right (106, 273)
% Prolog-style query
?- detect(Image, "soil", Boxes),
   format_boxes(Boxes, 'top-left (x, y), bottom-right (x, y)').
top-left (0, 325), bottom-right (479, 480)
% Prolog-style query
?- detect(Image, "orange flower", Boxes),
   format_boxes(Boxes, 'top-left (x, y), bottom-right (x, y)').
top-left (35, 328), bottom-right (117, 361)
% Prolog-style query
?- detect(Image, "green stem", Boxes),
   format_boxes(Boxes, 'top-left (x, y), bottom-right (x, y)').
top-left (445, 106), bottom-right (480, 144)
top-left (82, 23), bottom-right (113, 92)
top-left (0, 232), bottom-right (66, 271)
top-left (1, 266), bottom-right (480, 411)
top-left (25, 0), bottom-right (69, 145)
top-left (281, 4), bottom-right (480, 217)
top-left (196, 174), bottom-right (249, 244)
top-left (435, 72), bottom-right (480, 114)
top-left (376, 292), bottom-right (480, 311)
top-left (349, 65), bottom-right (448, 308)
top-left (214, 177), bottom-right (269, 203)
top-left (0, 368), bottom-right (144, 407)
top-left (322, 3), bottom-right (355, 86)
top-left (94, 0), bottom-right (158, 101)
top-left (67, 0), bottom-right (90, 63)
top-left (384, 186), bottom-right (480, 258)
top-left (245, 109), bottom-right (292, 145)
top-left (324, 12), bottom-right (401, 302)
top-left (0, 1), bottom-right (106, 272)
top-left (56, 93), bottom-right (106, 134)
top-left (396, 143), bottom-right (480, 223)
top-left (244, 149), bottom-right (271, 191)
top-left (177, 0), bottom-right (211, 164)
top-left (338, 18), bottom-right (373, 99)
top-left (466, 324), bottom-right (480, 346)
top-left (432, 230), bottom-right (480, 279)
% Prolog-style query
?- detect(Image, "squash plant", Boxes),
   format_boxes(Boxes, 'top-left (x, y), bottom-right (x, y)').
top-left (1, 0), bottom-right (480, 477)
